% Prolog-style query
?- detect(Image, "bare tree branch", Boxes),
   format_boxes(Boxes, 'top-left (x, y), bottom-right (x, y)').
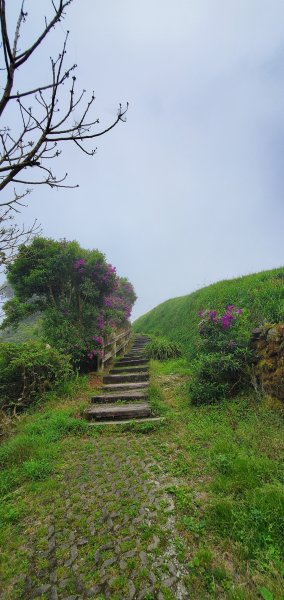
top-left (0, 0), bottom-right (127, 264)
top-left (0, 0), bottom-right (128, 204)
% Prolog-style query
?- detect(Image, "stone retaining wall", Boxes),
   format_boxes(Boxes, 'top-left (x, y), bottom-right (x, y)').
top-left (252, 323), bottom-right (284, 403)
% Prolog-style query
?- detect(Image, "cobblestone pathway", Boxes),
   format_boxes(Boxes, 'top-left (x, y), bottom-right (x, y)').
top-left (16, 435), bottom-right (188, 600)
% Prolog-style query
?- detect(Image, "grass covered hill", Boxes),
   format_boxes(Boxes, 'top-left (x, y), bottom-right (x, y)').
top-left (134, 267), bottom-right (284, 357)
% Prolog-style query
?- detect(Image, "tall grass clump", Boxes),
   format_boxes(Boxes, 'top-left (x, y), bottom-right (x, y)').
top-left (145, 337), bottom-right (182, 360)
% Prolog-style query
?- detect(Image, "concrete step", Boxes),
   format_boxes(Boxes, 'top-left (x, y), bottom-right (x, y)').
top-left (87, 416), bottom-right (163, 426)
top-left (103, 373), bottom-right (149, 384)
top-left (109, 365), bottom-right (149, 374)
top-left (131, 345), bottom-right (148, 349)
top-left (123, 352), bottom-right (146, 359)
top-left (117, 358), bottom-right (148, 366)
top-left (91, 390), bottom-right (148, 403)
top-left (102, 382), bottom-right (148, 392)
top-left (85, 402), bottom-right (152, 421)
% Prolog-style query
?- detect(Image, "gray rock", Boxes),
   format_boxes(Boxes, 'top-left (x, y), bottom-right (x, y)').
top-left (77, 538), bottom-right (88, 546)
top-left (50, 587), bottom-right (58, 600)
top-left (128, 580), bottom-right (136, 599)
top-left (31, 584), bottom-right (51, 597)
top-left (101, 556), bottom-right (116, 569)
top-left (48, 525), bottom-right (55, 538)
top-left (86, 585), bottom-right (101, 597)
top-left (139, 551), bottom-right (147, 566)
top-left (124, 550), bottom-right (136, 558)
top-left (147, 535), bottom-right (160, 551)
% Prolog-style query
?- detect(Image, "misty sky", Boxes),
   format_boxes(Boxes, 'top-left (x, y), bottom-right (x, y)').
top-left (6, 1), bottom-right (284, 319)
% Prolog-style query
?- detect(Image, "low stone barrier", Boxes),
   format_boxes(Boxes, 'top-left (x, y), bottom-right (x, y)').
top-left (252, 323), bottom-right (284, 403)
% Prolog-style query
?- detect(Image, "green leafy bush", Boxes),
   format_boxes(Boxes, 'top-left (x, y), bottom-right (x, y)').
top-left (0, 341), bottom-right (72, 413)
top-left (189, 352), bottom-right (247, 405)
top-left (189, 306), bottom-right (254, 404)
top-left (145, 337), bottom-right (182, 360)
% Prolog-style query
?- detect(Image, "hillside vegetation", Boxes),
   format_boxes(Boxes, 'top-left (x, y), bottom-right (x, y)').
top-left (0, 314), bottom-right (42, 344)
top-left (134, 267), bottom-right (284, 357)
top-left (133, 268), bottom-right (284, 597)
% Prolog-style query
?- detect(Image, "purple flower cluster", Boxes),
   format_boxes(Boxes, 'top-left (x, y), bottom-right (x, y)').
top-left (198, 305), bottom-right (243, 331)
top-left (104, 293), bottom-right (132, 320)
top-left (92, 263), bottom-right (116, 283)
top-left (97, 313), bottom-right (105, 330)
top-left (74, 258), bottom-right (85, 271)
top-left (221, 305), bottom-right (243, 329)
top-left (90, 335), bottom-right (103, 345)
top-left (87, 348), bottom-right (104, 360)
top-left (104, 296), bottom-right (114, 308)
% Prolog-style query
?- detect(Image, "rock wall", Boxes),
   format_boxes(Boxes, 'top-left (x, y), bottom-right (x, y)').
top-left (252, 324), bottom-right (284, 402)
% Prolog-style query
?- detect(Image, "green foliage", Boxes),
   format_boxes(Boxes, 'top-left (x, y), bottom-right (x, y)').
top-left (22, 458), bottom-right (53, 480)
top-left (259, 587), bottom-right (274, 600)
top-left (189, 351), bottom-right (249, 405)
top-left (145, 337), bottom-right (182, 360)
top-left (0, 341), bottom-right (72, 413)
top-left (134, 266), bottom-right (284, 358)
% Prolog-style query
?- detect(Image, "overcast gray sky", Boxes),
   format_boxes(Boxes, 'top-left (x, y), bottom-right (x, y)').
top-left (6, 0), bottom-right (284, 319)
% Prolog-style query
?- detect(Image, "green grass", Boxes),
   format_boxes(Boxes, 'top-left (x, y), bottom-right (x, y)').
top-left (148, 358), bottom-right (284, 599)
top-left (134, 266), bottom-right (284, 357)
top-left (0, 377), bottom-right (90, 500)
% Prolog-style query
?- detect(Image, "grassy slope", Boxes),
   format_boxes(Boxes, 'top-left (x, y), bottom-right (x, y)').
top-left (134, 267), bottom-right (284, 357)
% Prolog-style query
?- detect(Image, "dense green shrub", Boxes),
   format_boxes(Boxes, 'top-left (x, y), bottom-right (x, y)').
top-left (145, 337), bottom-right (182, 360)
top-left (189, 353), bottom-right (245, 405)
top-left (189, 306), bottom-right (254, 405)
top-left (0, 341), bottom-right (72, 413)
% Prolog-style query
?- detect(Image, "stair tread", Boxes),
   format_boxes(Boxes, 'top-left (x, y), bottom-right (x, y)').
top-left (110, 367), bottom-right (149, 373)
top-left (85, 403), bottom-right (152, 420)
top-left (87, 417), bottom-right (163, 426)
top-left (103, 382), bottom-right (148, 390)
top-left (103, 373), bottom-right (149, 383)
top-left (91, 390), bottom-right (148, 403)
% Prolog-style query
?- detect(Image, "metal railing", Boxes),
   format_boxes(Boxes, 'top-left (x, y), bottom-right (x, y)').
top-left (97, 327), bottom-right (132, 371)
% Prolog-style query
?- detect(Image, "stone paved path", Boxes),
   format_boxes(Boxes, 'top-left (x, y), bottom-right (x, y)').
top-left (15, 435), bottom-right (189, 600)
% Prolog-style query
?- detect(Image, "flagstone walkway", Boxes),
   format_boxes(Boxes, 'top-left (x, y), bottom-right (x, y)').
top-left (17, 435), bottom-right (188, 600)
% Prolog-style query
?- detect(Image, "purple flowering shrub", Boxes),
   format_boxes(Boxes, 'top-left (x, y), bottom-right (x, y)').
top-left (103, 278), bottom-right (137, 332)
top-left (189, 305), bottom-right (253, 404)
top-left (3, 238), bottom-right (137, 371)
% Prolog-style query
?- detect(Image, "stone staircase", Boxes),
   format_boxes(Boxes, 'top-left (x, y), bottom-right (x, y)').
top-left (85, 336), bottom-right (161, 424)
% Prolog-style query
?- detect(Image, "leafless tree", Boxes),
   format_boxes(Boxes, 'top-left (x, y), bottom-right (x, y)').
top-left (0, 0), bottom-right (128, 264)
